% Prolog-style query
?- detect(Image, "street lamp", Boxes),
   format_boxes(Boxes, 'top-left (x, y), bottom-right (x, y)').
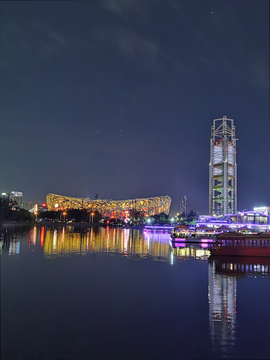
top-left (91, 212), bottom-right (94, 223)
top-left (63, 212), bottom-right (66, 222)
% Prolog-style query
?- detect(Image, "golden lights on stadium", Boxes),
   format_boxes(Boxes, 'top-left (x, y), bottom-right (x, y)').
top-left (46, 193), bottom-right (172, 218)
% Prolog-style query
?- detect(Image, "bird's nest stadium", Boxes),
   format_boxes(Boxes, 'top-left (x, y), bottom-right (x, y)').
top-left (46, 193), bottom-right (171, 218)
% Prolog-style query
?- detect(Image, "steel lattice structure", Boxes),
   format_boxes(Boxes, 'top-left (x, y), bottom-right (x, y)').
top-left (46, 193), bottom-right (171, 218)
top-left (209, 116), bottom-right (237, 216)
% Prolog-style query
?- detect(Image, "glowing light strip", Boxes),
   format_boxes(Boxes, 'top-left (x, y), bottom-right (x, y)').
top-left (144, 225), bottom-right (174, 229)
top-left (196, 222), bottom-right (270, 229)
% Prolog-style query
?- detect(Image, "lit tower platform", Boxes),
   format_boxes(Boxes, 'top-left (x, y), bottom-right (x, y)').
top-left (209, 116), bottom-right (237, 216)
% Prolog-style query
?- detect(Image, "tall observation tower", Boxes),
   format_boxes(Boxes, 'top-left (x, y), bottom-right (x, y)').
top-left (209, 116), bottom-right (237, 216)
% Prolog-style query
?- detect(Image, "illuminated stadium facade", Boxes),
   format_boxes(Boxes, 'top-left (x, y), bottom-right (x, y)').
top-left (46, 193), bottom-right (171, 218)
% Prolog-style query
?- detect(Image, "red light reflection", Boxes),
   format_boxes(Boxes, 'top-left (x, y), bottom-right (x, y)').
top-left (40, 227), bottom-right (45, 247)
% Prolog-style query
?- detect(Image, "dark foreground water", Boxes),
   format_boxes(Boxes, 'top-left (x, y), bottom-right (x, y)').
top-left (1, 225), bottom-right (270, 359)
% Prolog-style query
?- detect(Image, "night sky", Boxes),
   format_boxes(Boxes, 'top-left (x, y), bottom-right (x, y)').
top-left (1, 0), bottom-right (269, 214)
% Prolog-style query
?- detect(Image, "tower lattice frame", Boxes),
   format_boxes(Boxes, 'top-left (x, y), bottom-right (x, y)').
top-left (209, 116), bottom-right (237, 216)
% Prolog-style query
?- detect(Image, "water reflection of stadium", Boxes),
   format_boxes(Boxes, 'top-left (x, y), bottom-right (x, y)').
top-left (41, 227), bottom-right (172, 261)
top-left (29, 226), bottom-right (170, 261)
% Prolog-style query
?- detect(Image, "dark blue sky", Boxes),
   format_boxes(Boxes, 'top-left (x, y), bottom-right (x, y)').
top-left (1, 0), bottom-right (269, 214)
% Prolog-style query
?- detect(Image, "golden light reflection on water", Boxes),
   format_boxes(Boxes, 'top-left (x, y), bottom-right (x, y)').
top-left (42, 227), bottom-right (173, 261)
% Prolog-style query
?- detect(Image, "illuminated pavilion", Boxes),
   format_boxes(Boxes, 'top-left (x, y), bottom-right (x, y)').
top-left (46, 193), bottom-right (171, 218)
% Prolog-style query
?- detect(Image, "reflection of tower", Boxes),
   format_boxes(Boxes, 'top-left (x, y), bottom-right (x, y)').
top-left (209, 116), bottom-right (237, 216)
top-left (208, 259), bottom-right (237, 356)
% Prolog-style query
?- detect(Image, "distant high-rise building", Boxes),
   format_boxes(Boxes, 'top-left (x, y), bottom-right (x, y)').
top-left (23, 201), bottom-right (33, 211)
top-left (9, 191), bottom-right (23, 208)
top-left (209, 116), bottom-right (237, 216)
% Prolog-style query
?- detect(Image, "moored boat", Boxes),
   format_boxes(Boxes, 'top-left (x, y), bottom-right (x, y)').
top-left (216, 231), bottom-right (270, 240)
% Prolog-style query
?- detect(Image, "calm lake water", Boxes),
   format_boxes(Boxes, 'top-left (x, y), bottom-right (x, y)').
top-left (1, 225), bottom-right (270, 360)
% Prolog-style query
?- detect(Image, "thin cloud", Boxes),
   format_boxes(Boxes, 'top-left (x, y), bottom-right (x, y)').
top-left (94, 25), bottom-right (159, 68)
top-left (95, 24), bottom-right (191, 75)
top-left (0, 19), bottom-right (70, 66)
top-left (116, 27), bottom-right (159, 61)
top-left (102, 0), bottom-right (128, 14)
top-left (33, 22), bottom-right (67, 45)
top-left (102, 0), bottom-right (144, 16)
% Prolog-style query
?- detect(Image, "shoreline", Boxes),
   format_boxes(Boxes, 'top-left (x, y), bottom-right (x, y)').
top-left (0, 221), bottom-right (146, 230)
